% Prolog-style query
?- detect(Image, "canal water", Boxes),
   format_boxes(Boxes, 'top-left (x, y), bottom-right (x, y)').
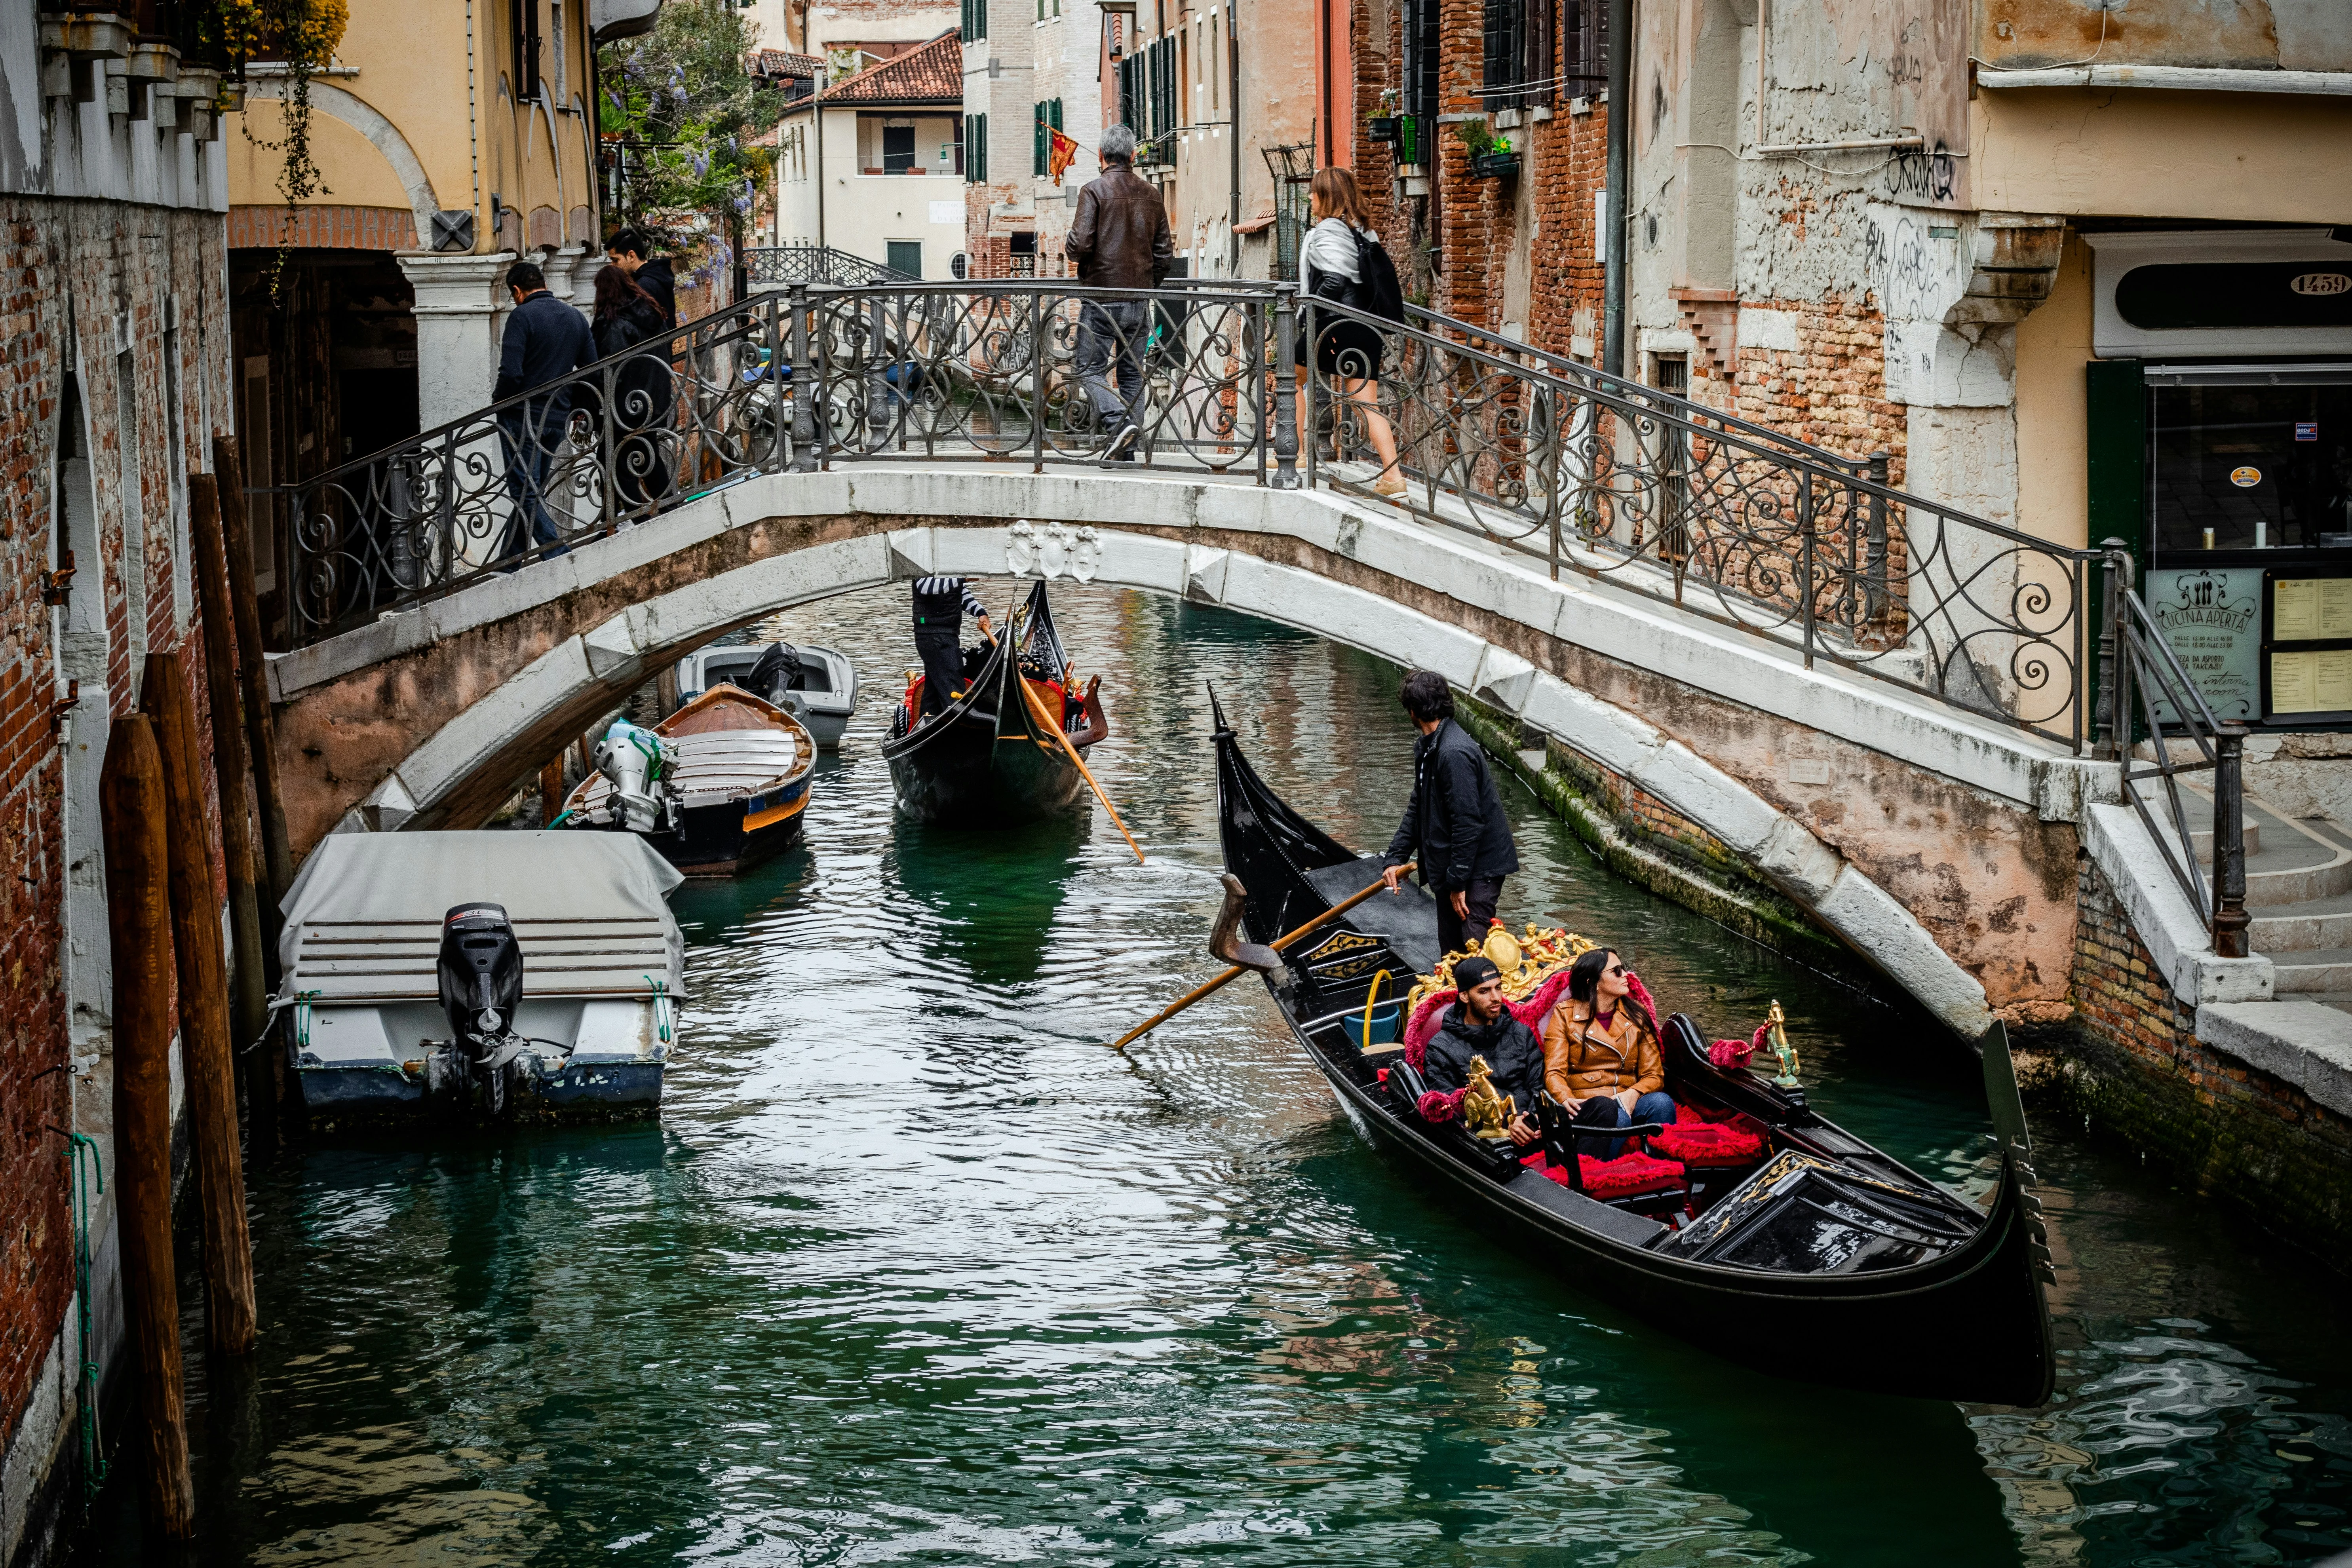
top-left (86, 583), bottom-right (2352, 1565)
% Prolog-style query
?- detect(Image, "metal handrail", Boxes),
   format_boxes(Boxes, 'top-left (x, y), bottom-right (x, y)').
top-left (261, 276), bottom-right (2109, 757)
top-left (745, 245), bottom-right (917, 287)
top-left (2098, 543), bottom-right (2251, 956)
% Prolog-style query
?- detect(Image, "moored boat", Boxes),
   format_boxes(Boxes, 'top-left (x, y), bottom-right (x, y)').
top-left (276, 832), bottom-right (686, 1123)
top-left (1210, 692), bottom-right (2056, 1406)
top-left (674, 641), bottom-right (859, 751)
top-left (562, 685), bottom-right (816, 876)
top-left (880, 578), bottom-right (1109, 824)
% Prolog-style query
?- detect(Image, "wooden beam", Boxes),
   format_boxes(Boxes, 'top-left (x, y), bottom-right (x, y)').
top-left (187, 470), bottom-right (279, 1155)
top-left (210, 435), bottom-right (296, 902)
top-left (142, 652), bottom-right (260, 1357)
top-left (99, 715), bottom-right (196, 1539)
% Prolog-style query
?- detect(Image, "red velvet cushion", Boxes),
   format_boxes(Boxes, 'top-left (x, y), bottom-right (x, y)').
top-left (1652, 1106), bottom-right (1768, 1167)
top-left (1520, 1149), bottom-right (1684, 1199)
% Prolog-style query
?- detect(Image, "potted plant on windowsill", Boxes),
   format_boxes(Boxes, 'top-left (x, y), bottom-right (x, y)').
top-left (1456, 118), bottom-right (1519, 179)
top-left (1367, 87), bottom-right (1399, 144)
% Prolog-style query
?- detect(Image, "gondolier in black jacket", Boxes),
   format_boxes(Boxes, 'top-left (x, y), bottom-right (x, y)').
top-left (911, 576), bottom-right (995, 720)
top-left (1380, 670), bottom-right (1519, 954)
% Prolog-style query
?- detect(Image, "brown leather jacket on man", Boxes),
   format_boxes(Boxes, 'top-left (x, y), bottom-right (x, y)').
top-left (1065, 163), bottom-right (1174, 289)
top-left (1541, 1002), bottom-right (1665, 1104)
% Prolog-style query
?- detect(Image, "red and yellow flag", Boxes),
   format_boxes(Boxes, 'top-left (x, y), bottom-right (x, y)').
top-left (1048, 125), bottom-right (1080, 186)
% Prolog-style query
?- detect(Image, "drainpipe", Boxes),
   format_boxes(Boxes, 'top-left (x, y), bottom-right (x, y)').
top-left (1228, 0), bottom-right (1240, 273)
top-left (1601, 0), bottom-right (1631, 376)
top-left (814, 68), bottom-right (826, 253)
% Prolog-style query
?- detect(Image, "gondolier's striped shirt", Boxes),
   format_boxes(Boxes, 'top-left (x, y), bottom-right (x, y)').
top-left (911, 576), bottom-right (988, 626)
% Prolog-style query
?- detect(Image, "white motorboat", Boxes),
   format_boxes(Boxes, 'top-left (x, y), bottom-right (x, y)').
top-left (276, 832), bottom-right (686, 1121)
top-left (675, 642), bottom-right (858, 750)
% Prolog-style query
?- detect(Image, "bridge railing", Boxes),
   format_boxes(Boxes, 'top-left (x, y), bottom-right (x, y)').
top-left (2099, 544), bottom-right (2251, 956)
top-left (265, 277), bottom-right (2108, 752)
top-left (744, 244), bottom-right (918, 288)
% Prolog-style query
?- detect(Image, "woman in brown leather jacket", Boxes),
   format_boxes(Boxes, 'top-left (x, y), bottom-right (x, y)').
top-left (1541, 948), bottom-right (1676, 1156)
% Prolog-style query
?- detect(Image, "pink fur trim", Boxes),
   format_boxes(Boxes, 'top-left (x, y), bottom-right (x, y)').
top-left (1401, 968), bottom-right (1578, 1070)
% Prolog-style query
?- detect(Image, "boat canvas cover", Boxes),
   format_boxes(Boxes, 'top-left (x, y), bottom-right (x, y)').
top-left (278, 832), bottom-right (687, 1006)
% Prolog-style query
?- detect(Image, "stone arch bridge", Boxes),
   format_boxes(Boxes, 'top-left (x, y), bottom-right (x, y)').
top-left (269, 464), bottom-right (2112, 1042)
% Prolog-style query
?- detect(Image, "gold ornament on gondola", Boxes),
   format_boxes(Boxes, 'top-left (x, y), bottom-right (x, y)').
top-left (1403, 922), bottom-right (1595, 1021)
top-left (1461, 1055), bottom-right (1517, 1140)
top-left (1763, 1000), bottom-right (1802, 1088)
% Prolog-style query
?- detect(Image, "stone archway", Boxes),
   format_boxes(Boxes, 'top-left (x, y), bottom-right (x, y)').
top-left (274, 478), bottom-right (2020, 1038)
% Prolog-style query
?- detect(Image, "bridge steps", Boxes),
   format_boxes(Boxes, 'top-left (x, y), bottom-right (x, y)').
top-left (2190, 800), bottom-right (2352, 995)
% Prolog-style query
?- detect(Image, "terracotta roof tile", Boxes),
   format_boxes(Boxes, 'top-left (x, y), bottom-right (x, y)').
top-left (752, 49), bottom-right (820, 78)
top-left (797, 29), bottom-right (962, 106)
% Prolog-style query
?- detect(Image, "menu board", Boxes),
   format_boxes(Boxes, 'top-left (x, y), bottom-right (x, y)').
top-left (2274, 577), bottom-right (2352, 642)
top-left (2273, 650), bottom-right (2352, 715)
top-left (2150, 568), bottom-right (2261, 724)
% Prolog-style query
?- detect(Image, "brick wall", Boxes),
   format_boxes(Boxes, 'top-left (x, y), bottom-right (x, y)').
top-left (2059, 856), bottom-right (2352, 1261)
top-left (1731, 293), bottom-right (1907, 481)
top-left (1342, 0), bottom-right (1606, 360)
top-left (0, 194), bottom-right (230, 1534)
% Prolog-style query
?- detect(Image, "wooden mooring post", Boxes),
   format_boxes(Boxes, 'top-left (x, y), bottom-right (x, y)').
top-left (541, 756), bottom-right (568, 825)
top-left (187, 469), bottom-right (279, 1154)
top-left (99, 716), bottom-right (196, 1539)
top-left (210, 435), bottom-right (295, 903)
top-left (142, 651), bottom-right (259, 1356)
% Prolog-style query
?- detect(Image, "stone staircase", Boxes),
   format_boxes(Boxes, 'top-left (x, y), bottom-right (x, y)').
top-left (2194, 796), bottom-right (2352, 1004)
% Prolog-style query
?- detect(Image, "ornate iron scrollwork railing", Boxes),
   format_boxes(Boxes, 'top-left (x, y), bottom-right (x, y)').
top-left (1298, 295), bottom-right (2099, 750)
top-left (744, 244), bottom-right (917, 288)
top-left (264, 276), bottom-right (2110, 755)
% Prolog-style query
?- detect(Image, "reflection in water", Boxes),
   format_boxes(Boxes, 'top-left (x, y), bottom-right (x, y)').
top-left (887, 812), bottom-right (1091, 989)
top-left (82, 582), bottom-right (2352, 1566)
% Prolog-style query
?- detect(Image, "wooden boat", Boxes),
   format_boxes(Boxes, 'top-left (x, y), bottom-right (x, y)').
top-left (1211, 693), bottom-right (2057, 1406)
top-left (561, 686), bottom-right (815, 876)
top-left (879, 578), bottom-right (1109, 824)
top-left (673, 641), bottom-right (859, 751)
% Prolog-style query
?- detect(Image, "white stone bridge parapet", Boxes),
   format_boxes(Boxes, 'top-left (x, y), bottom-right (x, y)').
top-left (268, 465), bottom-right (2122, 1042)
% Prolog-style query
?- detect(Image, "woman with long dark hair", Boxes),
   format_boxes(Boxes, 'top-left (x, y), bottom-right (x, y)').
top-left (1299, 167), bottom-right (1404, 498)
top-left (1543, 947), bottom-right (1674, 1157)
top-left (591, 261), bottom-right (674, 511)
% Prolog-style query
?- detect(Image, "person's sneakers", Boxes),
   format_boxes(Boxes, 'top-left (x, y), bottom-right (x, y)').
top-left (1373, 470), bottom-right (1407, 498)
top-left (1102, 418), bottom-right (1142, 460)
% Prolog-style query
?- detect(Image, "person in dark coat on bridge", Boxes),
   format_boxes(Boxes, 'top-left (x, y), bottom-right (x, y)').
top-left (589, 262), bottom-right (674, 513)
top-left (909, 575), bottom-right (995, 721)
top-left (495, 258), bottom-right (597, 559)
top-left (1065, 123), bottom-right (1172, 462)
top-left (606, 226), bottom-right (677, 327)
top-left (1380, 669), bottom-right (1519, 955)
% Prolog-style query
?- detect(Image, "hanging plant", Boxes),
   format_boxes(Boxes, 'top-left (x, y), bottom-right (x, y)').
top-left (215, 0), bottom-right (350, 297)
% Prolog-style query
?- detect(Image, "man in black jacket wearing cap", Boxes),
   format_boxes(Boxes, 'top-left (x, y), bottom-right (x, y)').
top-left (1380, 670), bottom-right (1519, 954)
top-left (1420, 955), bottom-right (1543, 1146)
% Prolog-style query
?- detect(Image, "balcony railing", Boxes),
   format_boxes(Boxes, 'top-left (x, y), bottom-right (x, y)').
top-left (259, 278), bottom-right (2115, 755)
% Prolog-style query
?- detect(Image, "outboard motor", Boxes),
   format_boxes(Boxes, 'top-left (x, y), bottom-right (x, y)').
top-left (746, 641), bottom-right (803, 703)
top-left (594, 718), bottom-right (680, 834)
top-left (432, 903), bottom-right (525, 1113)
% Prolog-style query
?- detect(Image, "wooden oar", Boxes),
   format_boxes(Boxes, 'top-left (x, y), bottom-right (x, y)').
top-left (1108, 862), bottom-right (1417, 1049)
top-left (1018, 673), bottom-right (1146, 865)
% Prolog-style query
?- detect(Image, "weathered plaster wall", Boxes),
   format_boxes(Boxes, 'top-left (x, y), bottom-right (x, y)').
top-left (1973, 90), bottom-right (2352, 225)
top-left (1977, 0), bottom-right (2352, 72)
top-left (2012, 231), bottom-right (2092, 553)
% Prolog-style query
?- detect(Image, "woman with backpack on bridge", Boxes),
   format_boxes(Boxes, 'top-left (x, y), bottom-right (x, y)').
top-left (1299, 167), bottom-right (1407, 500)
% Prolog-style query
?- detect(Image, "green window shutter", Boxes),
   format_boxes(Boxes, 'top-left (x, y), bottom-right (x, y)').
top-left (1034, 103), bottom-right (1046, 176)
top-left (1050, 98), bottom-right (1062, 131)
top-left (2086, 359), bottom-right (2148, 563)
top-left (978, 115), bottom-right (987, 182)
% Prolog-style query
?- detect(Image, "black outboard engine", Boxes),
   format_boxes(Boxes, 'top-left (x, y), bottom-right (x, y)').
top-left (746, 641), bottom-right (803, 704)
top-left (432, 903), bottom-right (525, 1112)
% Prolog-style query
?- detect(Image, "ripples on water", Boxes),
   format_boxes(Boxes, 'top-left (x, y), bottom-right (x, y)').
top-left (89, 584), bottom-right (2352, 1566)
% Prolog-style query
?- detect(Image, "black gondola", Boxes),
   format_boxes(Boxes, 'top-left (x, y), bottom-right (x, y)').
top-left (880, 578), bottom-right (1109, 823)
top-left (1210, 692), bottom-right (2056, 1406)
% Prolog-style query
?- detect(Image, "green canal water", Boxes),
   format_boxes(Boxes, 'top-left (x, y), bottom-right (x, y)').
top-left (84, 583), bottom-right (2352, 1565)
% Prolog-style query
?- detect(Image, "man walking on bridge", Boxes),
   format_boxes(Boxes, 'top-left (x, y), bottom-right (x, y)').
top-left (496, 259), bottom-right (597, 559)
top-left (1065, 123), bottom-right (1173, 463)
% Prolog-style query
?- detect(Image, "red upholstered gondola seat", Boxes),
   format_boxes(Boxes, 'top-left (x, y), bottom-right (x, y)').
top-left (1647, 1104), bottom-right (1768, 1168)
top-left (1521, 1150), bottom-right (1687, 1200)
